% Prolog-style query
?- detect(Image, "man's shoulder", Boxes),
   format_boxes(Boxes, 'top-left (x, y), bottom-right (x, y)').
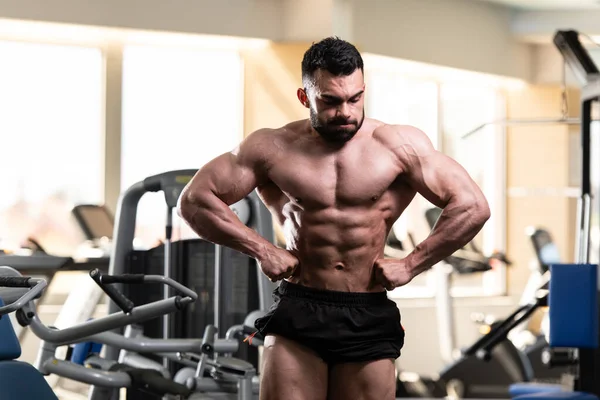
top-left (245, 120), bottom-right (307, 142)
top-left (236, 120), bottom-right (307, 164)
top-left (372, 123), bottom-right (433, 153)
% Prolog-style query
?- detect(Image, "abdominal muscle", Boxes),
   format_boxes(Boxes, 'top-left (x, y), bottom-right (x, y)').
top-left (282, 207), bottom-right (390, 293)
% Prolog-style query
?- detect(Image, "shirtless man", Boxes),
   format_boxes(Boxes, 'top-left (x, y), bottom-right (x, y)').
top-left (177, 37), bottom-right (490, 400)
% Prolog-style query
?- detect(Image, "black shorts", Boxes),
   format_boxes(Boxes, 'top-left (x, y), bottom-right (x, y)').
top-left (254, 280), bottom-right (405, 365)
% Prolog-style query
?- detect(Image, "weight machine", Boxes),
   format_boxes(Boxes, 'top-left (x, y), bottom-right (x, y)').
top-left (553, 29), bottom-right (600, 394)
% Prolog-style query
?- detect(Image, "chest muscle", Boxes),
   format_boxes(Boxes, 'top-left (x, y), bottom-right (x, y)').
top-left (268, 146), bottom-right (400, 208)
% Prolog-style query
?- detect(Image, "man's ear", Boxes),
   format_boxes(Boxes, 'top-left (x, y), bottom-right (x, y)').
top-left (297, 88), bottom-right (309, 108)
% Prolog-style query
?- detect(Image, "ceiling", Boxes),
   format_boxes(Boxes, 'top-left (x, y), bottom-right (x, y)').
top-left (475, 0), bottom-right (600, 10)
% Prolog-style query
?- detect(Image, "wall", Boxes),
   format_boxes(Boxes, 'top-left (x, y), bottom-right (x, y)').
top-left (0, 0), bottom-right (283, 41)
top-left (351, 0), bottom-right (532, 80)
top-left (505, 85), bottom-right (581, 295)
top-left (530, 43), bottom-right (582, 86)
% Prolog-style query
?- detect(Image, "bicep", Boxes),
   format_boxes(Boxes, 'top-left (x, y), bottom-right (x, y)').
top-left (395, 128), bottom-right (483, 209)
top-left (406, 151), bottom-right (482, 208)
top-left (184, 151), bottom-right (261, 207)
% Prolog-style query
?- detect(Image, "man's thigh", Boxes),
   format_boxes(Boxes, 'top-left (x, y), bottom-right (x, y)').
top-left (327, 358), bottom-right (396, 400)
top-left (259, 334), bottom-right (328, 400)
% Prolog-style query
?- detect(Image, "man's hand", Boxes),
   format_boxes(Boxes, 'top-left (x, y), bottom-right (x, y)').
top-left (373, 258), bottom-right (414, 291)
top-left (258, 247), bottom-right (300, 282)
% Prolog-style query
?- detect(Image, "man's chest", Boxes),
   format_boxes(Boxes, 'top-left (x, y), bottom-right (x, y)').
top-left (266, 144), bottom-right (402, 208)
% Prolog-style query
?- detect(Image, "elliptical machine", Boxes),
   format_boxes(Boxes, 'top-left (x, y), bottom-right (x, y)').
top-left (428, 207), bottom-right (532, 398)
top-left (506, 227), bottom-right (569, 383)
top-left (394, 207), bottom-right (533, 398)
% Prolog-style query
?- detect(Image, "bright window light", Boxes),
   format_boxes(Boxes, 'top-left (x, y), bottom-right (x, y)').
top-left (0, 40), bottom-right (103, 253)
top-left (121, 44), bottom-right (244, 246)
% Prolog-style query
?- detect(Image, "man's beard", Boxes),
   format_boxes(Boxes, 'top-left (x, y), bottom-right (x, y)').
top-left (310, 109), bottom-right (364, 144)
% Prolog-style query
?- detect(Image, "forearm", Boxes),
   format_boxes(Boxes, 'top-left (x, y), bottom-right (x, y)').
top-left (178, 192), bottom-right (275, 262)
top-left (405, 196), bottom-right (490, 276)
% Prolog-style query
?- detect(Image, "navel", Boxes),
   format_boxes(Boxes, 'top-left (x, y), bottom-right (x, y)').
top-left (335, 264), bottom-right (344, 271)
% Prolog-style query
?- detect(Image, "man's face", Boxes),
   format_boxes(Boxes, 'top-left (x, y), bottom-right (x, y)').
top-left (298, 69), bottom-right (366, 144)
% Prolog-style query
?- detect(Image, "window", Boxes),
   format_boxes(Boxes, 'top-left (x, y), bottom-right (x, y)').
top-left (121, 45), bottom-right (244, 247)
top-left (439, 84), bottom-right (507, 296)
top-left (0, 40), bottom-right (104, 255)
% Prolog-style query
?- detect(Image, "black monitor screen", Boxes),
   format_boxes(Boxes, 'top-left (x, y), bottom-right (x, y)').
top-left (72, 204), bottom-right (114, 241)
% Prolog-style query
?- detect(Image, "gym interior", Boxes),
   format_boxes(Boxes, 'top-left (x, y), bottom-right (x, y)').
top-left (1, 0), bottom-right (600, 399)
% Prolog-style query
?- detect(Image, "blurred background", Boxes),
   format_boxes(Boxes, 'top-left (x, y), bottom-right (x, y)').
top-left (1, 0), bottom-right (600, 397)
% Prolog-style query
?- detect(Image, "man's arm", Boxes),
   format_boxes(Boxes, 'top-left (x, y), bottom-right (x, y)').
top-left (391, 125), bottom-right (491, 278)
top-left (177, 129), bottom-right (277, 261)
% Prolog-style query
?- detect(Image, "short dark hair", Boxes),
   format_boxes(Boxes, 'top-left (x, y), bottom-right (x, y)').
top-left (301, 37), bottom-right (363, 85)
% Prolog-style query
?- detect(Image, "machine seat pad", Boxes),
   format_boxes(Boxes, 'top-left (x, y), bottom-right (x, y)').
top-left (514, 391), bottom-right (600, 400)
top-left (0, 360), bottom-right (58, 400)
top-left (510, 383), bottom-right (564, 396)
top-left (0, 298), bottom-right (21, 361)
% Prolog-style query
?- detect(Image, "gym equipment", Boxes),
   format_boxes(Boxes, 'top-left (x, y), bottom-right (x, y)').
top-left (72, 203), bottom-right (114, 242)
top-left (460, 23), bottom-right (600, 391)
top-left (0, 265), bottom-right (197, 399)
top-left (72, 268), bottom-right (263, 399)
top-left (549, 264), bottom-right (598, 349)
top-left (18, 267), bottom-right (198, 399)
top-left (64, 269), bottom-right (259, 399)
top-left (0, 266), bottom-right (58, 400)
top-left (507, 29), bottom-right (600, 398)
top-left (105, 170), bottom-right (276, 371)
top-left (94, 322), bottom-right (262, 399)
top-left (0, 203), bottom-right (112, 277)
top-left (172, 324), bottom-right (260, 400)
top-left (71, 203), bottom-right (114, 259)
top-left (395, 207), bottom-right (542, 398)
top-left (469, 227), bottom-right (568, 387)
top-left (432, 255), bottom-right (534, 398)
top-left (553, 28), bottom-right (600, 395)
top-left (510, 263), bottom-right (600, 400)
top-left (510, 227), bottom-right (570, 382)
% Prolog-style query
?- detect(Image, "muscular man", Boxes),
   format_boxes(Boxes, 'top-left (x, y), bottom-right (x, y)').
top-left (177, 37), bottom-right (490, 400)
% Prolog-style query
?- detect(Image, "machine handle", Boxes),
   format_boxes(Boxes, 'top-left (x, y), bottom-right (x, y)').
top-left (473, 302), bottom-right (541, 359)
top-left (96, 273), bottom-right (197, 302)
top-left (26, 297), bottom-right (186, 345)
top-left (143, 276), bottom-right (199, 302)
top-left (464, 303), bottom-right (532, 356)
top-left (90, 269), bottom-right (135, 314)
top-left (0, 277), bottom-right (47, 316)
top-left (0, 276), bottom-right (32, 287)
top-left (100, 274), bottom-right (145, 284)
